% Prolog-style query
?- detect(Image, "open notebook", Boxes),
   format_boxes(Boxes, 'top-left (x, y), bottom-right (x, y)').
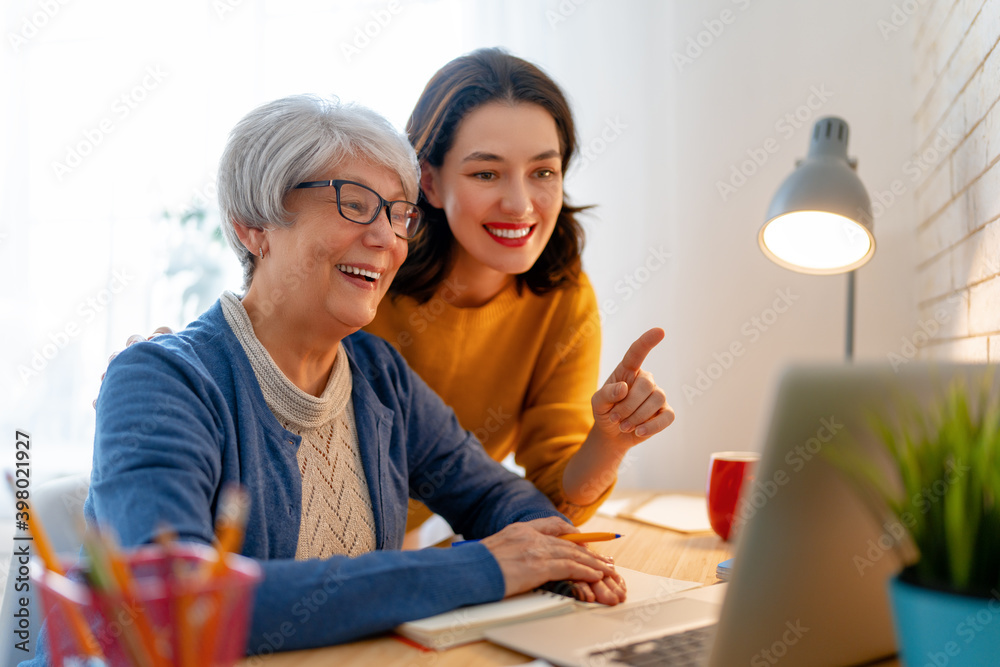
top-left (395, 567), bottom-right (702, 650)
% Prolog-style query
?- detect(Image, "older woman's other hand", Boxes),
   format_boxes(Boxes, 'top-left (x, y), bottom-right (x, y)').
top-left (479, 517), bottom-right (626, 606)
top-left (93, 327), bottom-right (174, 408)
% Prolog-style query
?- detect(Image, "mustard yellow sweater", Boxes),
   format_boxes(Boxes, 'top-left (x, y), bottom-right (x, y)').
top-left (364, 272), bottom-right (613, 527)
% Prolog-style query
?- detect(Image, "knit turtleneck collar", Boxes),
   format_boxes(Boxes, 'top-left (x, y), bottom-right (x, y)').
top-left (220, 291), bottom-right (351, 430)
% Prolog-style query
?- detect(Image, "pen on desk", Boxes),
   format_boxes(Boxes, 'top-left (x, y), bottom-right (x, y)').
top-left (452, 532), bottom-right (624, 546)
top-left (559, 532), bottom-right (624, 544)
top-left (4, 472), bottom-right (106, 661)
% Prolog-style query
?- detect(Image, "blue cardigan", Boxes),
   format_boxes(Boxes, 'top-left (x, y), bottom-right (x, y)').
top-left (27, 300), bottom-right (563, 662)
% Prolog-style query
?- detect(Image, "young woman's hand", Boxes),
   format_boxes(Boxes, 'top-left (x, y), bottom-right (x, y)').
top-left (480, 517), bottom-right (626, 605)
top-left (590, 327), bottom-right (674, 449)
top-left (93, 327), bottom-right (174, 407)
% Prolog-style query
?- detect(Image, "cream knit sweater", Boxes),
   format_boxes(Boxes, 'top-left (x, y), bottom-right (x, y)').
top-left (221, 292), bottom-right (376, 559)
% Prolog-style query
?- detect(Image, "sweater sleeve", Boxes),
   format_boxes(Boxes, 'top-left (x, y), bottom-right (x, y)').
top-left (85, 341), bottom-right (512, 654)
top-left (514, 276), bottom-right (615, 524)
top-left (382, 337), bottom-right (566, 538)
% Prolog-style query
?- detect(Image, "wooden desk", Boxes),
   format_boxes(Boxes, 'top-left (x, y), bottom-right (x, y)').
top-left (242, 492), bottom-right (900, 666)
top-left (242, 493), bottom-right (733, 667)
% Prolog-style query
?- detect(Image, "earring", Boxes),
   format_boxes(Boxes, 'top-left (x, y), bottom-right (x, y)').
top-left (258, 247), bottom-right (264, 260)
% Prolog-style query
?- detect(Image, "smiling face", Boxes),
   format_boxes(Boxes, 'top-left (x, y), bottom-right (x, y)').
top-left (245, 158), bottom-right (408, 339)
top-left (422, 102), bottom-right (564, 303)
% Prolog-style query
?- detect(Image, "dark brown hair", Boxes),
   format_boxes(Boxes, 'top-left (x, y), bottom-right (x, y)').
top-left (392, 47), bottom-right (588, 303)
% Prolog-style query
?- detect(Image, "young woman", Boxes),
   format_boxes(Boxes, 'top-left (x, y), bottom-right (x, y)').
top-left (108, 49), bottom-right (673, 536)
top-left (365, 48), bottom-right (674, 533)
top-left (33, 94), bottom-right (626, 665)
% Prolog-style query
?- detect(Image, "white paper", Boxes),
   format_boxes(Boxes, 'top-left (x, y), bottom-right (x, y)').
top-left (626, 494), bottom-right (713, 533)
top-left (595, 496), bottom-right (634, 517)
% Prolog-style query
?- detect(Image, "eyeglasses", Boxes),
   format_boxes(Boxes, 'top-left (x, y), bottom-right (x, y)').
top-left (294, 179), bottom-right (424, 239)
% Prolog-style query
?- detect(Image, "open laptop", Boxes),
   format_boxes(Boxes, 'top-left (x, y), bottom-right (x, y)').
top-left (487, 362), bottom-right (995, 666)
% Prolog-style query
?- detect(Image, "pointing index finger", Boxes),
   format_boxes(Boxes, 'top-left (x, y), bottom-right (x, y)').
top-left (614, 328), bottom-right (665, 381)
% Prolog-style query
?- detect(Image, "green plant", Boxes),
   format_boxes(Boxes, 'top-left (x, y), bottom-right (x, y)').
top-left (828, 376), bottom-right (1000, 593)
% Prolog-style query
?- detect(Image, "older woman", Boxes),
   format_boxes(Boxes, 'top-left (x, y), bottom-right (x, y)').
top-left (32, 94), bottom-right (624, 662)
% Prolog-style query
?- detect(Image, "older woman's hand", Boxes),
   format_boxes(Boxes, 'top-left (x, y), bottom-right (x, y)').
top-left (479, 517), bottom-right (626, 606)
top-left (93, 327), bottom-right (174, 408)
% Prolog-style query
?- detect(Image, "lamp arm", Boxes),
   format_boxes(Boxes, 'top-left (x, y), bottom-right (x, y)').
top-left (846, 270), bottom-right (855, 361)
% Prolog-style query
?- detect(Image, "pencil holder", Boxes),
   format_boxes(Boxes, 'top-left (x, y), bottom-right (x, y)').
top-left (32, 542), bottom-right (262, 667)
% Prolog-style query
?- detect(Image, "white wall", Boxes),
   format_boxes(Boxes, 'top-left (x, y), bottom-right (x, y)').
top-left (663, 0), bottom-right (916, 490)
top-left (912, 0), bottom-right (1000, 363)
top-left (560, 0), bottom-right (918, 491)
top-left (494, 1), bottom-right (918, 492)
top-left (3, 0), bottom-right (918, 493)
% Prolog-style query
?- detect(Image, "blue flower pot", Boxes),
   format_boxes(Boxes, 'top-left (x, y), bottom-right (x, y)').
top-left (888, 571), bottom-right (1000, 666)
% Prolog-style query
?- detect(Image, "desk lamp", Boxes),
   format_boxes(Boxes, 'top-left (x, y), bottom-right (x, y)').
top-left (759, 116), bottom-right (874, 359)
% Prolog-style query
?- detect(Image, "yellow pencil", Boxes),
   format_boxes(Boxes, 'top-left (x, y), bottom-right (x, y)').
top-left (101, 529), bottom-right (168, 667)
top-left (154, 527), bottom-right (190, 667)
top-left (196, 485), bottom-right (250, 663)
top-left (77, 520), bottom-right (161, 667)
top-left (559, 532), bottom-right (625, 544)
top-left (4, 472), bottom-right (105, 661)
top-left (198, 484), bottom-right (250, 583)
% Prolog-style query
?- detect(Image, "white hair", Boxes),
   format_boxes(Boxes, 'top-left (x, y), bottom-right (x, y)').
top-left (217, 94), bottom-right (419, 289)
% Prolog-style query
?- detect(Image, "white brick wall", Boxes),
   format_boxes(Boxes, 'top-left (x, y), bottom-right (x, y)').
top-left (915, 0), bottom-right (1000, 360)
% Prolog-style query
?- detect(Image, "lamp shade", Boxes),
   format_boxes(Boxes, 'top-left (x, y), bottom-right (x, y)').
top-left (759, 117), bottom-right (874, 275)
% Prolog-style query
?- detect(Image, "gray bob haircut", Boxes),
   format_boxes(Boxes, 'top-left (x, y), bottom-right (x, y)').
top-left (217, 94), bottom-right (420, 290)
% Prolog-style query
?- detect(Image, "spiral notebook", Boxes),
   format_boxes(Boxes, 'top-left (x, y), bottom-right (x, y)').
top-left (395, 567), bottom-right (701, 650)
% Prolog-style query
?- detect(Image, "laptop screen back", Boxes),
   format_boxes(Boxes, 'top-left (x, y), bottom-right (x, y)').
top-left (708, 362), bottom-right (992, 666)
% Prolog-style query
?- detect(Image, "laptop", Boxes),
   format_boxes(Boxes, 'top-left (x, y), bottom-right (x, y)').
top-left (486, 362), bottom-right (994, 666)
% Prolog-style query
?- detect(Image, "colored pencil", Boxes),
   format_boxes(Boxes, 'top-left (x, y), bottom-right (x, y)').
top-left (154, 527), bottom-right (186, 667)
top-left (452, 532), bottom-right (626, 547)
top-left (78, 522), bottom-right (160, 667)
top-left (195, 484), bottom-right (250, 662)
top-left (101, 529), bottom-right (168, 667)
top-left (559, 532), bottom-right (625, 544)
top-left (197, 484), bottom-right (250, 583)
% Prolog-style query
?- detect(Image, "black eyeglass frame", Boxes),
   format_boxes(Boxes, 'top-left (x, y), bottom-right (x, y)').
top-left (294, 179), bottom-right (423, 239)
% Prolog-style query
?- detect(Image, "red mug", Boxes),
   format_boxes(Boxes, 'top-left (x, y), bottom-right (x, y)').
top-left (706, 451), bottom-right (759, 541)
